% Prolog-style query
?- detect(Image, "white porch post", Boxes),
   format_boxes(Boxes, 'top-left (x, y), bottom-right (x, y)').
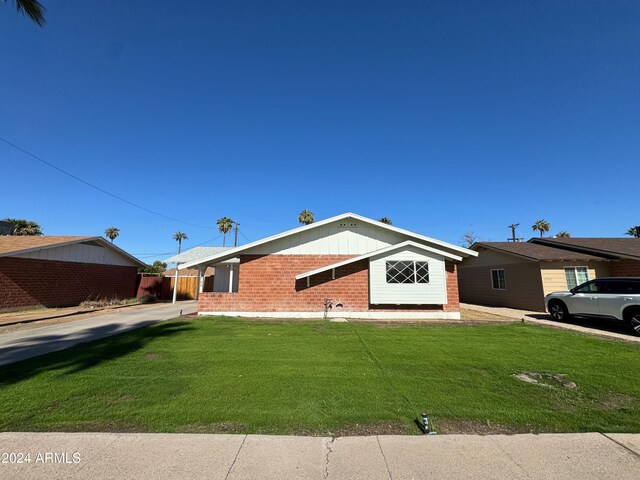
top-left (228, 265), bottom-right (234, 293)
top-left (172, 264), bottom-right (179, 304)
top-left (196, 265), bottom-right (204, 299)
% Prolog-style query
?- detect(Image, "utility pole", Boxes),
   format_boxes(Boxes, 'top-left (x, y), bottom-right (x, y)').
top-left (234, 221), bottom-right (240, 247)
top-left (508, 223), bottom-right (520, 242)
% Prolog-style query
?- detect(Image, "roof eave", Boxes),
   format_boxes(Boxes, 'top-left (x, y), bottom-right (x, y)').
top-left (178, 213), bottom-right (476, 269)
top-left (0, 236), bottom-right (146, 268)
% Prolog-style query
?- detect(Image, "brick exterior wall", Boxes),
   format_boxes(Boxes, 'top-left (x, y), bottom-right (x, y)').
top-left (609, 259), bottom-right (640, 277)
top-left (198, 254), bottom-right (460, 314)
top-left (0, 257), bottom-right (139, 310)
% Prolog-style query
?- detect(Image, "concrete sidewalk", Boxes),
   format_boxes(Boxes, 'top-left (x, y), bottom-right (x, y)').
top-left (0, 301), bottom-right (196, 366)
top-left (0, 432), bottom-right (638, 479)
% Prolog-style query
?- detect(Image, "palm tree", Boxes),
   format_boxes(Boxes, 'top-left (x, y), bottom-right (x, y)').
top-left (556, 231), bottom-right (571, 238)
top-left (6, 0), bottom-right (46, 26)
top-left (532, 219), bottom-right (551, 238)
top-left (173, 231), bottom-right (188, 253)
top-left (379, 217), bottom-right (393, 225)
top-left (625, 226), bottom-right (640, 238)
top-left (104, 227), bottom-right (120, 243)
top-left (217, 217), bottom-right (234, 246)
top-left (298, 210), bottom-right (314, 225)
top-left (3, 218), bottom-right (43, 235)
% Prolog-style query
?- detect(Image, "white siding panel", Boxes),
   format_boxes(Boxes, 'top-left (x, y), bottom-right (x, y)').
top-left (369, 246), bottom-right (447, 305)
top-left (213, 263), bottom-right (239, 292)
top-left (15, 243), bottom-right (137, 266)
top-left (246, 220), bottom-right (407, 255)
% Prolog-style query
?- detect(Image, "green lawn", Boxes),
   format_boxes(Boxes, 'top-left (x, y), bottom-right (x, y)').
top-left (1, 318), bottom-right (639, 435)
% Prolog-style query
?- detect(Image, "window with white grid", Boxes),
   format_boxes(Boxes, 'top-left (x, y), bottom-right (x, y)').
top-left (564, 266), bottom-right (589, 290)
top-left (386, 261), bottom-right (429, 284)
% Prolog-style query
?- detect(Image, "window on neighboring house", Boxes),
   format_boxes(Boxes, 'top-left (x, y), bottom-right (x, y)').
top-left (386, 261), bottom-right (429, 284)
top-left (491, 269), bottom-right (506, 290)
top-left (564, 266), bottom-right (589, 290)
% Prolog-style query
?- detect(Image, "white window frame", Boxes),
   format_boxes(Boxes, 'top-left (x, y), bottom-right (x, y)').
top-left (564, 266), bottom-right (589, 290)
top-left (385, 260), bottom-right (429, 284)
top-left (491, 269), bottom-right (506, 290)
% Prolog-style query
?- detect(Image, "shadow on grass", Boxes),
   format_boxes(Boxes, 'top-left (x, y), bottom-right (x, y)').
top-left (0, 321), bottom-right (194, 386)
top-left (527, 313), bottom-right (636, 337)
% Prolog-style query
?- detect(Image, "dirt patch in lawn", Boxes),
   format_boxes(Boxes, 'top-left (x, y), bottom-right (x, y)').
top-left (435, 419), bottom-right (525, 435)
top-left (42, 421), bottom-right (152, 433)
top-left (460, 308), bottom-right (519, 322)
top-left (326, 421), bottom-right (408, 436)
top-left (177, 422), bottom-right (248, 434)
top-left (593, 393), bottom-right (637, 410)
top-left (512, 372), bottom-right (577, 389)
top-left (144, 352), bottom-right (164, 361)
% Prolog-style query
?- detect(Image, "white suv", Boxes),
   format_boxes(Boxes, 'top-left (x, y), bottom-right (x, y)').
top-left (545, 277), bottom-right (640, 334)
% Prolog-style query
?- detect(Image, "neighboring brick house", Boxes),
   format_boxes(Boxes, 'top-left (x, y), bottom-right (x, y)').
top-left (458, 237), bottom-right (640, 311)
top-left (176, 213), bottom-right (477, 319)
top-left (0, 236), bottom-right (145, 311)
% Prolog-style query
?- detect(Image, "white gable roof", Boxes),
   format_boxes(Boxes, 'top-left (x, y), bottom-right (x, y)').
top-left (294, 241), bottom-right (463, 280)
top-left (177, 213), bottom-right (477, 269)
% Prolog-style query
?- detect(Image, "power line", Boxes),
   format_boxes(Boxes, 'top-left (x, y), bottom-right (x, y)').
top-left (133, 233), bottom-right (225, 257)
top-left (0, 136), bottom-right (212, 229)
top-left (190, 234), bottom-right (224, 248)
top-left (238, 228), bottom-right (252, 244)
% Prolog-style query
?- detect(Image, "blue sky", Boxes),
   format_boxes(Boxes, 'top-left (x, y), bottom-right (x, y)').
top-left (2, 0), bottom-right (639, 263)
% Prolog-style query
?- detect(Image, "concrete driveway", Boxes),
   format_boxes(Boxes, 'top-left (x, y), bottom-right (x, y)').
top-left (461, 303), bottom-right (640, 343)
top-left (0, 301), bottom-right (196, 366)
top-left (0, 432), bottom-right (638, 479)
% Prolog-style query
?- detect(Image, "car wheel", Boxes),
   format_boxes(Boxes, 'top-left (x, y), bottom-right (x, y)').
top-left (549, 301), bottom-right (569, 322)
top-left (630, 312), bottom-right (640, 335)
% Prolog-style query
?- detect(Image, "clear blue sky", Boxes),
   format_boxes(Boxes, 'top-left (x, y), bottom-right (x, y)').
top-left (2, 0), bottom-right (639, 263)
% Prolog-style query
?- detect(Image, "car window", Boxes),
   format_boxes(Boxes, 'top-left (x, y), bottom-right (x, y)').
top-left (604, 281), bottom-right (640, 295)
top-left (573, 281), bottom-right (605, 293)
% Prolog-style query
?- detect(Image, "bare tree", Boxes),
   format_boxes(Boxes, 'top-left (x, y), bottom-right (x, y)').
top-left (461, 232), bottom-right (479, 247)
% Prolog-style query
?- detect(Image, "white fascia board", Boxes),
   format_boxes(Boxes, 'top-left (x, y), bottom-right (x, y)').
top-left (178, 212), bottom-right (476, 269)
top-left (294, 240), bottom-right (463, 280)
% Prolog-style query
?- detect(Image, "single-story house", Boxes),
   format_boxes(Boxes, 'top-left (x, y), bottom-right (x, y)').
top-left (175, 212), bottom-right (477, 319)
top-left (458, 238), bottom-right (640, 311)
top-left (0, 236), bottom-right (145, 311)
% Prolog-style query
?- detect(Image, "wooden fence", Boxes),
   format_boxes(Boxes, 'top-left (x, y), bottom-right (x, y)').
top-left (136, 275), bottom-right (214, 300)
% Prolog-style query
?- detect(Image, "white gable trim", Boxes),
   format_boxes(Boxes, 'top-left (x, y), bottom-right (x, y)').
top-left (294, 241), bottom-right (462, 280)
top-left (177, 213), bottom-right (477, 269)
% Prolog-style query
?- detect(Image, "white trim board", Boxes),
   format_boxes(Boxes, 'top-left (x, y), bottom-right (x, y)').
top-left (294, 240), bottom-right (462, 280)
top-left (197, 311), bottom-right (461, 320)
